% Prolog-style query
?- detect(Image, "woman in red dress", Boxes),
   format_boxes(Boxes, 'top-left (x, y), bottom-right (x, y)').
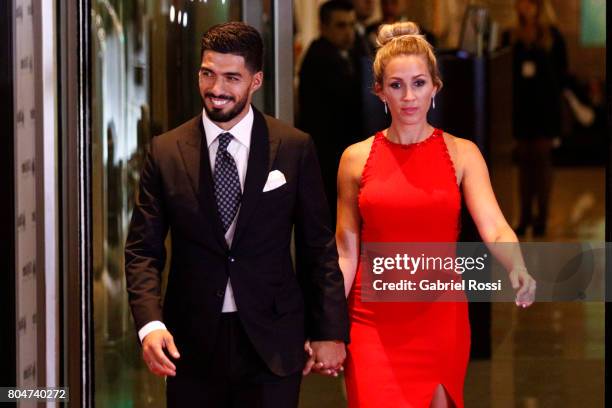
top-left (335, 22), bottom-right (537, 407)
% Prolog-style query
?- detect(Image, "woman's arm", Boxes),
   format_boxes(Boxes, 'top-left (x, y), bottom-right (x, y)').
top-left (460, 140), bottom-right (516, 244)
top-left (459, 139), bottom-right (536, 306)
top-left (336, 142), bottom-right (368, 297)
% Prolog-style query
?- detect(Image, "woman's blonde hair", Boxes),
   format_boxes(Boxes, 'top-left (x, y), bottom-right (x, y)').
top-left (373, 21), bottom-right (443, 91)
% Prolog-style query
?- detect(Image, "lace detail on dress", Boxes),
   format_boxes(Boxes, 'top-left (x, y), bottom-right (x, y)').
top-left (357, 134), bottom-right (383, 206)
top-left (437, 130), bottom-right (460, 188)
top-left (436, 131), bottom-right (462, 239)
top-left (379, 128), bottom-right (441, 149)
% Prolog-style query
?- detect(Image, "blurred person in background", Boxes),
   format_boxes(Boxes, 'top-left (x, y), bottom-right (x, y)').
top-left (366, 0), bottom-right (404, 49)
top-left (298, 0), bottom-right (361, 221)
top-left (375, 0), bottom-right (403, 25)
top-left (503, 0), bottom-right (568, 237)
top-left (336, 21), bottom-right (536, 407)
top-left (367, 0), bottom-right (437, 49)
top-left (352, 0), bottom-right (390, 142)
top-left (557, 74), bottom-right (607, 164)
top-left (352, 0), bottom-right (377, 58)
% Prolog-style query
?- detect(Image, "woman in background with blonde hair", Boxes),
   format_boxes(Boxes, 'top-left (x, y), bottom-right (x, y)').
top-left (504, 0), bottom-right (567, 237)
top-left (336, 21), bottom-right (536, 407)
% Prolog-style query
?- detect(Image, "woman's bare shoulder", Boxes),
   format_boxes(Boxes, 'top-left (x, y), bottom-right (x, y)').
top-left (342, 136), bottom-right (375, 164)
top-left (442, 132), bottom-right (481, 158)
top-left (442, 131), bottom-right (474, 147)
top-left (340, 136), bottom-right (376, 179)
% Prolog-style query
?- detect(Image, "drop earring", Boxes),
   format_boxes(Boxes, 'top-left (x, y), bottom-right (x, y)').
top-left (432, 96), bottom-right (436, 110)
top-left (384, 101), bottom-right (388, 114)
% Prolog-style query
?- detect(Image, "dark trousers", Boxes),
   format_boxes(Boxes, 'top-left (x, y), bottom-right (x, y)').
top-left (166, 313), bottom-right (302, 408)
top-left (517, 138), bottom-right (553, 229)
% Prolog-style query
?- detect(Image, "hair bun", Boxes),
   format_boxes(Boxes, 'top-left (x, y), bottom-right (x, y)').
top-left (376, 22), bottom-right (422, 47)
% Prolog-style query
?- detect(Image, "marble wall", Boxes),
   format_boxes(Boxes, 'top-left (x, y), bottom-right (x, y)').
top-left (13, 0), bottom-right (38, 406)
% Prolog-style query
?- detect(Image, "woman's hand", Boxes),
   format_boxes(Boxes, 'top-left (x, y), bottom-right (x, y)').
top-left (302, 339), bottom-right (345, 377)
top-left (509, 267), bottom-right (536, 308)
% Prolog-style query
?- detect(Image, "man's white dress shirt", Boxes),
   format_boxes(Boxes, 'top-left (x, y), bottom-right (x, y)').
top-left (138, 106), bottom-right (253, 342)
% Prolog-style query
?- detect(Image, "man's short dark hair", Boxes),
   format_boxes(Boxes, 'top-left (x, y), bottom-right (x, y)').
top-left (319, 0), bottom-right (354, 26)
top-left (200, 22), bottom-right (263, 73)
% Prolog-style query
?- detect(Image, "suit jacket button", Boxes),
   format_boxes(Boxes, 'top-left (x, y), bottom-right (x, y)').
top-left (228, 257), bottom-right (235, 263)
top-left (216, 290), bottom-right (224, 298)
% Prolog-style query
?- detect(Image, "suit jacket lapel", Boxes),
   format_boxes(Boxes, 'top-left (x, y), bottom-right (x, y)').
top-left (232, 108), bottom-right (281, 247)
top-left (176, 116), bottom-right (229, 251)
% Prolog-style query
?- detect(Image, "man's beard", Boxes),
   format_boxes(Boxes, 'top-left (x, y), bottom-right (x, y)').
top-left (203, 92), bottom-right (249, 123)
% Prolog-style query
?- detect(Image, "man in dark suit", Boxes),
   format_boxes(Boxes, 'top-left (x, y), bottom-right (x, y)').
top-left (351, 0), bottom-right (390, 140)
top-left (298, 1), bottom-right (361, 221)
top-left (125, 22), bottom-right (349, 407)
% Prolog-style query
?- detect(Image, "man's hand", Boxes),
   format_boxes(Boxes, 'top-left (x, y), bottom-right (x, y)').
top-left (303, 340), bottom-right (346, 377)
top-left (142, 329), bottom-right (180, 377)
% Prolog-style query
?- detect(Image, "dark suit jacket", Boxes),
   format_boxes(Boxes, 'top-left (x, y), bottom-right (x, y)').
top-left (125, 107), bottom-right (350, 376)
top-left (297, 37), bottom-right (362, 219)
top-left (502, 28), bottom-right (568, 139)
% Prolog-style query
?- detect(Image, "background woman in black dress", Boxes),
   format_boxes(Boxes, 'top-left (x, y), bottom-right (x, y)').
top-left (505, 0), bottom-right (568, 237)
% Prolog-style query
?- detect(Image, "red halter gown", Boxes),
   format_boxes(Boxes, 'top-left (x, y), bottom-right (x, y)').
top-left (344, 129), bottom-right (471, 407)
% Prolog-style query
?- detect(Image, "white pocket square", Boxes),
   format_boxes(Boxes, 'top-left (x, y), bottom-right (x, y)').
top-left (262, 170), bottom-right (287, 192)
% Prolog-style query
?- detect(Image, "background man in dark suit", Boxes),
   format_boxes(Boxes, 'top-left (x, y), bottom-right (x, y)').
top-left (125, 22), bottom-right (349, 407)
top-left (298, 1), bottom-right (362, 222)
top-left (351, 0), bottom-right (390, 140)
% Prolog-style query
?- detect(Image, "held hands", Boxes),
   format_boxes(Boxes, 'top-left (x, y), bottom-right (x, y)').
top-left (302, 340), bottom-right (346, 377)
top-left (509, 267), bottom-right (536, 308)
top-left (142, 329), bottom-right (181, 377)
